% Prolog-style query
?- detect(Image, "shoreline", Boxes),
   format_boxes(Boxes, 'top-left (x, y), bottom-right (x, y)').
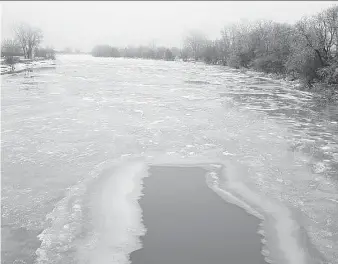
top-left (1, 59), bottom-right (56, 75)
top-left (232, 66), bottom-right (338, 102)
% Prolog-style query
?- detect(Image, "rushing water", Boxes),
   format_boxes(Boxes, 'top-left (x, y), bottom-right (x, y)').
top-left (1, 55), bottom-right (338, 264)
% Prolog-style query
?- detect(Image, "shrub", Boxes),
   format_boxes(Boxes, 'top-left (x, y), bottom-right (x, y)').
top-left (227, 52), bottom-right (242, 68)
top-left (4, 56), bottom-right (20, 65)
top-left (286, 48), bottom-right (322, 86)
top-left (317, 61), bottom-right (338, 85)
top-left (4, 56), bottom-right (19, 71)
top-left (252, 55), bottom-right (285, 73)
top-left (227, 50), bottom-right (254, 68)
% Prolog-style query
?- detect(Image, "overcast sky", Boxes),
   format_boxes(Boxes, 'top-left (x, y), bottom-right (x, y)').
top-left (1, 1), bottom-right (337, 52)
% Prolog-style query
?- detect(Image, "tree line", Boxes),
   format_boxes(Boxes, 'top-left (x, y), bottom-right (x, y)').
top-left (91, 44), bottom-right (181, 61)
top-left (93, 5), bottom-right (338, 87)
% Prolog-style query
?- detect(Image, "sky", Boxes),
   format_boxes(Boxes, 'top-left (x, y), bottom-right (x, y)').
top-left (1, 1), bottom-right (337, 52)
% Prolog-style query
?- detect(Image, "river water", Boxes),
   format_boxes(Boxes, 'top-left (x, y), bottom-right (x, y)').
top-left (1, 55), bottom-right (338, 264)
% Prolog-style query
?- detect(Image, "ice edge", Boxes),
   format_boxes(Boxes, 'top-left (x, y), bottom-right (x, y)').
top-left (206, 159), bottom-right (321, 264)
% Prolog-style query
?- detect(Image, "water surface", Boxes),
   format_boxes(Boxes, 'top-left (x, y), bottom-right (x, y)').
top-left (1, 55), bottom-right (338, 264)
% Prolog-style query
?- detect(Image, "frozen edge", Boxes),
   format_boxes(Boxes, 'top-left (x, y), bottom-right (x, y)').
top-left (1, 60), bottom-right (56, 75)
top-left (35, 159), bottom-right (148, 264)
top-left (207, 158), bottom-right (326, 264)
top-left (76, 160), bottom-right (148, 264)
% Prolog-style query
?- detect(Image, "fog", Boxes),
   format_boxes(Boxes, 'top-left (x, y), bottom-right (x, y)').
top-left (1, 1), bottom-right (337, 52)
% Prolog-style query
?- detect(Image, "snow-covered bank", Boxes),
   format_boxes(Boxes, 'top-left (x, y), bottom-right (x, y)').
top-left (1, 59), bottom-right (56, 75)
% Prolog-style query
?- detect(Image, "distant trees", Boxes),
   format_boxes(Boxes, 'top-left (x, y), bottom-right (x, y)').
top-left (164, 48), bottom-right (174, 61)
top-left (170, 47), bottom-right (181, 59)
top-left (92, 45), bottom-right (120, 57)
top-left (183, 30), bottom-right (208, 61)
top-left (63, 47), bottom-right (73, 54)
top-left (1, 39), bottom-right (23, 57)
top-left (92, 44), bottom-right (178, 61)
top-left (58, 48), bottom-right (85, 55)
top-left (35, 47), bottom-right (56, 60)
top-left (180, 47), bottom-right (190, 62)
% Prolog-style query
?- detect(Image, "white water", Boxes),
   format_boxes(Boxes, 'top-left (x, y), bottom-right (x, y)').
top-left (1, 55), bottom-right (337, 264)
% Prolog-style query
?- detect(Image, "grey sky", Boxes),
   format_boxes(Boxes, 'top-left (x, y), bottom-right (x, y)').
top-left (1, 1), bottom-right (336, 52)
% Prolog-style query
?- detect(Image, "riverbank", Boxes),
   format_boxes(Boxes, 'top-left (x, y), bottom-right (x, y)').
top-left (255, 70), bottom-right (338, 102)
top-left (130, 165), bottom-right (268, 264)
top-left (207, 62), bottom-right (338, 103)
top-left (0, 59), bottom-right (56, 75)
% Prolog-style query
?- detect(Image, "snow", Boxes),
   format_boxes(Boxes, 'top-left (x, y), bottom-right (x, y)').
top-left (1, 60), bottom-right (56, 75)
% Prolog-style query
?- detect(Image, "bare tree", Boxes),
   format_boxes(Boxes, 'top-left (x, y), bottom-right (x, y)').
top-left (14, 23), bottom-right (43, 59)
top-left (14, 24), bottom-right (28, 58)
top-left (219, 26), bottom-right (232, 64)
top-left (27, 28), bottom-right (43, 59)
top-left (295, 7), bottom-right (338, 67)
top-left (322, 6), bottom-right (338, 58)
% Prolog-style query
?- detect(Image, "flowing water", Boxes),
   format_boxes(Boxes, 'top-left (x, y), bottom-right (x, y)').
top-left (1, 55), bottom-right (338, 264)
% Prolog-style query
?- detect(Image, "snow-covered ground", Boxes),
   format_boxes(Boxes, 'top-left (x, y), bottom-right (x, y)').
top-left (1, 59), bottom-right (56, 75)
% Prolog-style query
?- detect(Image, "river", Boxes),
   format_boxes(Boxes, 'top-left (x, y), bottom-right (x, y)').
top-left (1, 55), bottom-right (338, 264)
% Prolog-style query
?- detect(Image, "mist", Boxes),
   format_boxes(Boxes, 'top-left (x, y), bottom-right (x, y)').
top-left (1, 1), bottom-right (336, 52)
